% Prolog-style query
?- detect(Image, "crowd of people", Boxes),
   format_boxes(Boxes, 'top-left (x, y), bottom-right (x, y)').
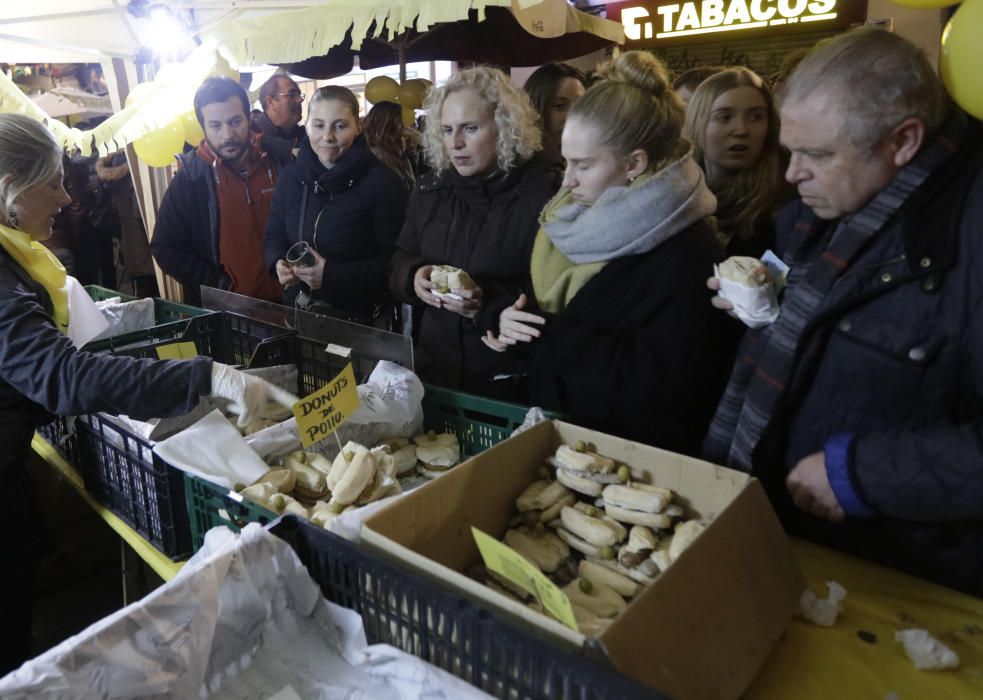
top-left (1, 25), bottom-right (981, 670)
top-left (148, 29), bottom-right (983, 598)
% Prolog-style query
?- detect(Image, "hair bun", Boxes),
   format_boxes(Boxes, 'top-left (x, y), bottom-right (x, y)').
top-left (601, 51), bottom-right (672, 97)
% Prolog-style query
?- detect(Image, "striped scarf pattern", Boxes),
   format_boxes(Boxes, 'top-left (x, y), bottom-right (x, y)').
top-left (703, 113), bottom-right (966, 470)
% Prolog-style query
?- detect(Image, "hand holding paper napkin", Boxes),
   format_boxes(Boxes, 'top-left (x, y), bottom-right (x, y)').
top-left (211, 363), bottom-right (299, 428)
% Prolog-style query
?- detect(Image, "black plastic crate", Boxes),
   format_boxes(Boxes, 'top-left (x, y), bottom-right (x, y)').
top-left (109, 311), bottom-right (296, 368)
top-left (271, 515), bottom-right (664, 700)
top-left (77, 413), bottom-right (190, 559)
top-left (36, 415), bottom-right (79, 464)
top-left (77, 311), bottom-right (299, 559)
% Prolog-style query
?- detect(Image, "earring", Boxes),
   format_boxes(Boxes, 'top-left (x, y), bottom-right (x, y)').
top-left (627, 176), bottom-right (636, 185)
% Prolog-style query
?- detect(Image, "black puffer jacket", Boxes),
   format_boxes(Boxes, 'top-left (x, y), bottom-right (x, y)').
top-left (389, 158), bottom-right (559, 398)
top-left (754, 116), bottom-right (983, 594)
top-left (523, 224), bottom-right (736, 456)
top-left (265, 135), bottom-right (407, 316)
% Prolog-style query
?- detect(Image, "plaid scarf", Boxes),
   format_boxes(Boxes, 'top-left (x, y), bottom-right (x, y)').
top-left (703, 112), bottom-right (967, 470)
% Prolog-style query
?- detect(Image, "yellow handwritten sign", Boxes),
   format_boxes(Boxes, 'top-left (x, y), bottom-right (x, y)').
top-left (472, 527), bottom-right (578, 631)
top-left (155, 341), bottom-right (198, 360)
top-left (293, 363), bottom-right (359, 447)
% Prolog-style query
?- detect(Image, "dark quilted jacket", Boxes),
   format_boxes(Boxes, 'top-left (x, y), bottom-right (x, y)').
top-left (264, 135), bottom-right (407, 314)
top-left (388, 158), bottom-right (559, 398)
top-left (754, 117), bottom-right (983, 594)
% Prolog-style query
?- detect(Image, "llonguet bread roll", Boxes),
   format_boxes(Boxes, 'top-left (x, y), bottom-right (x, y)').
top-left (718, 256), bottom-right (768, 287)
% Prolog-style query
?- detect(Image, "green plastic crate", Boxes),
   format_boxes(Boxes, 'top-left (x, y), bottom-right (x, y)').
top-left (421, 384), bottom-right (562, 458)
top-left (186, 472), bottom-right (278, 551)
top-left (83, 285), bottom-right (208, 352)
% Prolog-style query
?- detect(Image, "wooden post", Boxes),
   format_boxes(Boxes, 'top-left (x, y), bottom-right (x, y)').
top-left (100, 57), bottom-right (184, 302)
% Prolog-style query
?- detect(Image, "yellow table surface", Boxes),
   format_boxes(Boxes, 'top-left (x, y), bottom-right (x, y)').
top-left (32, 434), bottom-right (183, 582)
top-left (31, 434), bottom-right (983, 697)
top-left (748, 538), bottom-right (983, 699)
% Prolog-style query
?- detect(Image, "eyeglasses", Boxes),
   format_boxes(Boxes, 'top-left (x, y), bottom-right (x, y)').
top-left (273, 90), bottom-right (304, 101)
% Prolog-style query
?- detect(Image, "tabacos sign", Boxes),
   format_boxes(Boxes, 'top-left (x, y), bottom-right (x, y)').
top-left (607, 0), bottom-right (862, 46)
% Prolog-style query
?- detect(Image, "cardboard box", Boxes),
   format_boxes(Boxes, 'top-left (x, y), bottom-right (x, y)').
top-left (361, 421), bottom-right (804, 700)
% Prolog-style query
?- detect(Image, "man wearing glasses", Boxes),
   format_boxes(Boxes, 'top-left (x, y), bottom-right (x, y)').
top-left (253, 73), bottom-right (306, 168)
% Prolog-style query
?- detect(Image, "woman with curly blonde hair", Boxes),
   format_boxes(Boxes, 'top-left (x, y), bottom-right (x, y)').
top-left (683, 67), bottom-right (788, 257)
top-left (389, 66), bottom-right (558, 399)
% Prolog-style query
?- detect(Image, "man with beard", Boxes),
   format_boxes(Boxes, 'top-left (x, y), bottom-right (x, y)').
top-left (151, 76), bottom-right (282, 305)
top-left (252, 73), bottom-right (306, 168)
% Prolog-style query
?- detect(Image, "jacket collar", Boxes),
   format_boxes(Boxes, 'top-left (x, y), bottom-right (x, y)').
top-left (298, 134), bottom-right (372, 194)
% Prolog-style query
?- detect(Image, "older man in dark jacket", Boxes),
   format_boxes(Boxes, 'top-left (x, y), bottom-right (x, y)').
top-left (704, 28), bottom-right (983, 595)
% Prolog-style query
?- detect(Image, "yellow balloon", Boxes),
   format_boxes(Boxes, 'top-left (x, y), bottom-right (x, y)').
top-left (890, 0), bottom-right (960, 7)
top-left (396, 80), bottom-right (427, 110)
top-left (124, 81), bottom-right (155, 109)
top-left (401, 105), bottom-right (416, 127)
top-left (365, 76), bottom-right (399, 105)
top-left (181, 110), bottom-right (205, 145)
top-left (133, 118), bottom-right (186, 168)
top-left (941, 0), bottom-right (983, 120)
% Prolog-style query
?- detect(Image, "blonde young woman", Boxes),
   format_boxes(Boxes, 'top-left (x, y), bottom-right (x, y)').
top-left (265, 86), bottom-right (407, 326)
top-left (483, 52), bottom-right (738, 454)
top-left (683, 67), bottom-right (787, 257)
top-left (388, 67), bottom-right (559, 399)
top-left (0, 114), bottom-right (292, 672)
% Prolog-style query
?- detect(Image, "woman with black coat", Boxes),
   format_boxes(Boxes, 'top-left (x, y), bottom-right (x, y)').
top-left (389, 67), bottom-right (559, 399)
top-left (0, 114), bottom-right (293, 673)
top-left (483, 52), bottom-right (739, 456)
top-left (265, 86), bottom-right (407, 326)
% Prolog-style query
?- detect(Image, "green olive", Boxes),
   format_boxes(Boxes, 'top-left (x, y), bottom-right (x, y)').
top-left (583, 505), bottom-right (598, 517)
top-left (330, 501), bottom-right (344, 514)
top-left (579, 577), bottom-right (593, 594)
top-left (617, 465), bottom-right (630, 483)
top-left (233, 482), bottom-right (247, 492)
top-left (587, 442), bottom-right (597, 453)
top-left (574, 440), bottom-right (587, 453)
top-left (343, 450), bottom-right (355, 462)
top-left (428, 430), bottom-right (437, 441)
top-left (537, 466), bottom-right (551, 481)
top-left (269, 494), bottom-right (287, 511)
top-left (599, 545), bottom-right (615, 560)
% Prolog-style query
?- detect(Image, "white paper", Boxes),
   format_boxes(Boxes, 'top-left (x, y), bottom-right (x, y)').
top-left (65, 276), bottom-right (110, 348)
top-left (714, 263), bottom-right (780, 329)
top-left (153, 409), bottom-right (270, 489)
top-left (0, 524), bottom-right (492, 700)
top-left (896, 629), bottom-right (960, 670)
top-left (90, 296), bottom-right (156, 342)
top-left (247, 362), bottom-right (424, 461)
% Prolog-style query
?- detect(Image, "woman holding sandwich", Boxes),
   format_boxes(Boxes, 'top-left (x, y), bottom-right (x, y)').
top-left (483, 51), bottom-right (738, 454)
top-left (388, 67), bottom-right (558, 399)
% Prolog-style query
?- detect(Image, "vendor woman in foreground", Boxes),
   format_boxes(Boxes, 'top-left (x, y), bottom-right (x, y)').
top-left (0, 114), bottom-right (295, 675)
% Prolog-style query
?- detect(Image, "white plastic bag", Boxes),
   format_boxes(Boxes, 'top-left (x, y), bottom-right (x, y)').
top-left (0, 524), bottom-right (491, 700)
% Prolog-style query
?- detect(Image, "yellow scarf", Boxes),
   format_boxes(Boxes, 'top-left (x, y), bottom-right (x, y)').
top-left (0, 222), bottom-right (69, 332)
top-left (530, 228), bottom-right (607, 314)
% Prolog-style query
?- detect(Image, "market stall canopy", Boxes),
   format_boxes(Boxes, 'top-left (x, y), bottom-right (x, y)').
top-left (0, 0), bottom-right (621, 156)
top-left (31, 87), bottom-right (112, 117)
top-left (280, 1), bottom-right (625, 78)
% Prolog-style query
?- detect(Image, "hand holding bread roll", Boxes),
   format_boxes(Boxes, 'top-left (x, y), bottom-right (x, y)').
top-left (713, 255), bottom-right (780, 329)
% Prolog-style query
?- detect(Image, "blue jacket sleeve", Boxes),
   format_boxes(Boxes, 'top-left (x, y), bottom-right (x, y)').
top-left (823, 433), bottom-right (876, 518)
top-left (0, 280), bottom-right (212, 419)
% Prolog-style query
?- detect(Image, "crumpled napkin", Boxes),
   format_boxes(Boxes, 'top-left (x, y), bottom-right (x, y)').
top-left (799, 580), bottom-right (847, 626)
top-left (896, 628), bottom-right (960, 670)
